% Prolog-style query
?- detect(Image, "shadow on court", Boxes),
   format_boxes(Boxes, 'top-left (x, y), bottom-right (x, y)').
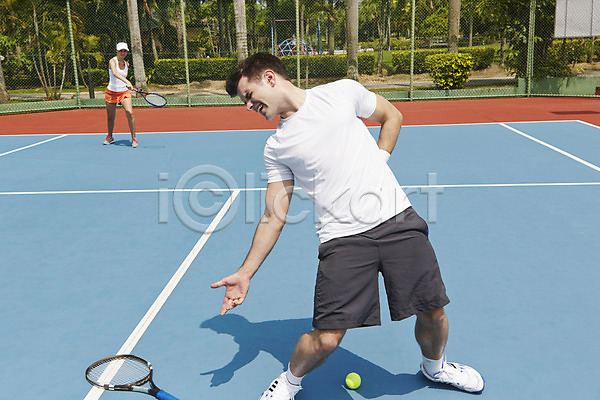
top-left (200, 314), bottom-right (428, 398)
top-left (109, 139), bottom-right (133, 147)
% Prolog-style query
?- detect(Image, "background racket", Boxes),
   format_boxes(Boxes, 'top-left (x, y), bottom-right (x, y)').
top-left (86, 354), bottom-right (179, 400)
top-left (135, 89), bottom-right (167, 107)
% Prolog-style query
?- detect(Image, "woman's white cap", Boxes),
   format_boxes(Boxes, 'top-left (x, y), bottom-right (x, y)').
top-left (116, 42), bottom-right (129, 51)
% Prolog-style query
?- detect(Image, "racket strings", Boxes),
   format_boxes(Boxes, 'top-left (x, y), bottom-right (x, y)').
top-left (88, 356), bottom-right (151, 386)
top-left (144, 93), bottom-right (167, 107)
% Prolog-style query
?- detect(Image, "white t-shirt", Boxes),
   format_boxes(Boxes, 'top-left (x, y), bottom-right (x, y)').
top-left (107, 57), bottom-right (128, 92)
top-left (264, 79), bottom-right (411, 243)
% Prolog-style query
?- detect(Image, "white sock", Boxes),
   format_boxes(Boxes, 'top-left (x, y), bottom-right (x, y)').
top-left (422, 356), bottom-right (444, 375)
top-left (285, 363), bottom-right (303, 386)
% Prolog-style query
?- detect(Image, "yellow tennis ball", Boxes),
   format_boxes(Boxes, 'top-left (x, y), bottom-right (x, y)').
top-left (345, 372), bottom-right (361, 390)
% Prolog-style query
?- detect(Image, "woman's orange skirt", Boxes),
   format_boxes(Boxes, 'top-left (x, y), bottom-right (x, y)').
top-left (105, 89), bottom-right (131, 104)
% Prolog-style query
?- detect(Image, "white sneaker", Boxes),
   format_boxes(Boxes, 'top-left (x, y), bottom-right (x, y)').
top-left (258, 372), bottom-right (302, 400)
top-left (421, 360), bottom-right (485, 393)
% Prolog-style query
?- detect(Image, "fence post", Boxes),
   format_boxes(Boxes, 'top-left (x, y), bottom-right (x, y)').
top-left (526, 0), bottom-right (536, 96)
top-left (66, 0), bottom-right (80, 107)
top-left (295, 0), bottom-right (300, 87)
top-left (180, 0), bottom-right (191, 106)
top-left (409, 0), bottom-right (415, 100)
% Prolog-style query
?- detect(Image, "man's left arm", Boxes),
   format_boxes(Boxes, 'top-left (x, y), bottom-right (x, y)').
top-left (367, 94), bottom-right (403, 155)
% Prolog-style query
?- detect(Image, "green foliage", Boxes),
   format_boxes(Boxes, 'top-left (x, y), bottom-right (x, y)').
top-left (505, 44), bottom-right (572, 78)
top-left (459, 47), bottom-right (496, 70)
top-left (499, 0), bottom-right (567, 78)
top-left (359, 38), bottom-right (412, 51)
top-left (392, 46), bottom-right (495, 74)
top-left (392, 49), bottom-right (445, 74)
top-left (82, 68), bottom-right (108, 86)
top-left (280, 54), bottom-right (375, 78)
top-left (550, 39), bottom-right (597, 65)
top-left (358, 53), bottom-right (376, 75)
top-left (422, 7), bottom-right (448, 38)
top-left (2, 54), bottom-right (34, 89)
top-left (152, 54), bottom-right (375, 84)
top-left (151, 58), bottom-right (239, 85)
top-left (425, 53), bottom-right (473, 89)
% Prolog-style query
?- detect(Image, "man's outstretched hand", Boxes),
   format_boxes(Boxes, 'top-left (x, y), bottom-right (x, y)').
top-left (210, 272), bottom-right (250, 315)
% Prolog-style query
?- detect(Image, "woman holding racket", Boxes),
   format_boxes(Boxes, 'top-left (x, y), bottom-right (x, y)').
top-left (103, 42), bottom-right (138, 148)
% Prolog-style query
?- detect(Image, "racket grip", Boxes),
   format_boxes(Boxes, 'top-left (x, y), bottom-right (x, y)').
top-left (156, 390), bottom-right (179, 400)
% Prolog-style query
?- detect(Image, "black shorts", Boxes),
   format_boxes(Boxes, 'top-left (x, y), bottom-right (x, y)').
top-left (313, 207), bottom-right (450, 330)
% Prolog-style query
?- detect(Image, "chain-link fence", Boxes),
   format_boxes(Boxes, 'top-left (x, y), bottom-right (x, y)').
top-left (1, 0), bottom-right (599, 115)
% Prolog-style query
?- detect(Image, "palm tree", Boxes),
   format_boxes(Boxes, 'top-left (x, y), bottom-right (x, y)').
top-left (346, 0), bottom-right (358, 79)
top-left (322, 0), bottom-right (337, 55)
top-left (0, 54), bottom-right (9, 103)
top-left (448, 0), bottom-right (460, 52)
top-left (233, 0), bottom-right (248, 62)
top-left (377, 0), bottom-right (389, 76)
top-left (126, 0), bottom-right (148, 91)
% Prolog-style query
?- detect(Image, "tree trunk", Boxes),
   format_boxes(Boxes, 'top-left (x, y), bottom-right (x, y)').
top-left (500, 34), bottom-right (506, 67)
top-left (377, 0), bottom-right (388, 77)
top-left (225, 0), bottom-right (234, 55)
top-left (469, 15), bottom-right (473, 47)
top-left (346, 0), bottom-right (359, 80)
top-left (268, 0), bottom-right (277, 55)
top-left (233, 0), bottom-right (248, 62)
top-left (0, 56), bottom-right (9, 104)
top-left (32, 5), bottom-right (50, 98)
top-left (175, 0), bottom-right (184, 56)
top-left (126, 0), bottom-right (148, 91)
top-left (327, 0), bottom-right (335, 55)
top-left (448, 0), bottom-right (461, 53)
top-left (143, 1), bottom-right (159, 61)
top-left (218, 0), bottom-right (226, 56)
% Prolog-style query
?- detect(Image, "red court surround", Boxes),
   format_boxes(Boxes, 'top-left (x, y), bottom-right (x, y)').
top-left (1, 97), bottom-right (599, 135)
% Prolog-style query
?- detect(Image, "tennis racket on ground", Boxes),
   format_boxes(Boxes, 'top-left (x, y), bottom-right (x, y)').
top-left (86, 354), bottom-right (179, 400)
top-left (134, 89), bottom-right (167, 107)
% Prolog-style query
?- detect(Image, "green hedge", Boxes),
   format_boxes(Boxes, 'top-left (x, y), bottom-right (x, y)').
top-left (392, 46), bottom-right (495, 74)
top-left (151, 58), bottom-right (238, 84)
top-left (283, 53), bottom-right (375, 78)
top-left (82, 68), bottom-right (108, 86)
top-left (392, 49), bottom-right (445, 74)
top-left (459, 47), bottom-right (496, 70)
top-left (151, 54), bottom-right (375, 84)
top-left (359, 37), bottom-right (412, 51)
top-left (425, 53), bottom-right (473, 89)
top-left (550, 39), bottom-right (600, 64)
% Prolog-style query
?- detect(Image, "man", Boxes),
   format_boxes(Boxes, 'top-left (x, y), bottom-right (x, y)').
top-left (212, 53), bottom-right (484, 399)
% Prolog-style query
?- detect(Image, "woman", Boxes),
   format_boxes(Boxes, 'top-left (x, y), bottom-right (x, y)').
top-left (103, 42), bottom-right (138, 148)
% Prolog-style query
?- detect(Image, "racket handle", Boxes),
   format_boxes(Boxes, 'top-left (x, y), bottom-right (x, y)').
top-left (156, 390), bottom-right (179, 400)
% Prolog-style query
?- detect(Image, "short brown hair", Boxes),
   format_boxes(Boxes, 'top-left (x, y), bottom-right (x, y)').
top-left (226, 53), bottom-right (291, 97)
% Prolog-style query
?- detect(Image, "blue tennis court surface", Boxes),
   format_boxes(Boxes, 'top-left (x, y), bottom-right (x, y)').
top-left (1, 120), bottom-right (599, 400)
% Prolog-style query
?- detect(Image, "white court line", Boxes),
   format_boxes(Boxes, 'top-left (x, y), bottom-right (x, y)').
top-left (2, 182), bottom-right (600, 197)
top-left (0, 134), bottom-right (68, 157)
top-left (500, 123), bottom-right (600, 173)
top-left (0, 119), bottom-right (585, 137)
top-left (398, 119), bottom-right (581, 129)
top-left (0, 188), bottom-right (262, 196)
top-left (402, 182), bottom-right (600, 189)
top-left (83, 189), bottom-right (240, 400)
top-left (576, 120), bottom-right (600, 130)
